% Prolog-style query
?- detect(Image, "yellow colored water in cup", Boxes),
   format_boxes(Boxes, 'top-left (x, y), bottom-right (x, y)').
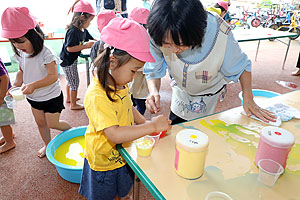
top-left (54, 136), bottom-right (85, 166)
top-left (136, 139), bottom-right (154, 157)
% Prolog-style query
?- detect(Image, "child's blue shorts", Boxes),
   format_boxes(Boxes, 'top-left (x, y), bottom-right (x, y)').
top-left (79, 158), bottom-right (134, 200)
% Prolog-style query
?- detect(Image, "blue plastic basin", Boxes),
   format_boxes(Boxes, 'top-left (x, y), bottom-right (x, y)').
top-left (46, 126), bottom-right (87, 184)
top-left (239, 89), bottom-right (281, 105)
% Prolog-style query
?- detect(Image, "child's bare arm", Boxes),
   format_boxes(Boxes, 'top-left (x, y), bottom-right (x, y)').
top-left (66, 42), bottom-right (95, 52)
top-left (104, 115), bottom-right (172, 144)
top-left (22, 61), bottom-right (58, 95)
top-left (13, 67), bottom-right (23, 87)
top-left (132, 106), bottom-right (146, 125)
top-left (0, 74), bottom-right (9, 106)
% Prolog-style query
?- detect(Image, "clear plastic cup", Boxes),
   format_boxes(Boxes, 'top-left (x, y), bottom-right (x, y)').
top-left (258, 159), bottom-right (284, 186)
top-left (148, 132), bottom-right (162, 147)
top-left (9, 87), bottom-right (25, 101)
top-left (135, 136), bottom-right (155, 157)
top-left (4, 96), bottom-right (17, 109)
top-left (205, 191), bottom-right (232, 200)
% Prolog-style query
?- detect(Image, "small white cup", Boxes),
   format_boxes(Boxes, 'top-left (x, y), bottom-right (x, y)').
top-left (258, 159), bottom-right (284, 187)
top-left (147, 131), bottom-right (162, 147)
top-left (205, 191), bottom-right (232, 200)
top-left (9, 87), bottom-right (25, 101)
top-left (4, 96), bottom-right (17, 109)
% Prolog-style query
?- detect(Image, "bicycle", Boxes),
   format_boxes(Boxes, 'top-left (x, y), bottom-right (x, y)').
top-left (229, 8), bottom-right (252, 29)
top-left (268, 10), bottom-right (300, 41)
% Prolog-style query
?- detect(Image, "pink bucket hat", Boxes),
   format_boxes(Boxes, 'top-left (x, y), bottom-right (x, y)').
top-left (1, 7), bottom-right (37, 39)
top-left (97, 10), bottom-right (116, 32)
top-left (100, 18), bottom-right (155, 63)
top-left (129, 7), bottom-right (150, 25)
top-left (217, 1), bottom-right (229, 11)
top-left (74, 0), bottom-right (96, 15)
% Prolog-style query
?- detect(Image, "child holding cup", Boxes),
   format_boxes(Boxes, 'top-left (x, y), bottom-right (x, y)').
top-left (1, 7), bottom-right (72, 158)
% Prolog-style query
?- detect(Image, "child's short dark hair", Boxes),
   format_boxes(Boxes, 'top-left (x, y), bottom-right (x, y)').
top-left (67, 12), bottom-right (93, 30)
top-left (147, 0), bottom-right (207, 48)
top-left (9, 25), bottom-right (44, 57)
top-left (94, 48), bottom-right (132, 102)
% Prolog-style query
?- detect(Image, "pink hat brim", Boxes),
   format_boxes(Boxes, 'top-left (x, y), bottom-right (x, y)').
top-left (128, 51), bottom-right (155, 63)
top-left (1, 29), bottom-right (28, 39)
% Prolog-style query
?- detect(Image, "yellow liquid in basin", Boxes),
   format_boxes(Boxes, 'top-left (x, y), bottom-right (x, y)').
top-left (54, 136), bottom-right (85, 166)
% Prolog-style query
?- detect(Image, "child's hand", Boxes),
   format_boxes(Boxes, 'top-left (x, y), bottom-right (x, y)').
top-left (21, 84), bottom-right (35, 95)
top-left (84, 41), bottom-right (95, 49)
top-left (150, 115), bottom-right (172, 133)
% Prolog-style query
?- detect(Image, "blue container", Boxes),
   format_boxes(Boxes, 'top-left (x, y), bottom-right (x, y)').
top-left (46, 126), bottom-right (87, 184)
top-left (239, 89), bottom-right (281, 105)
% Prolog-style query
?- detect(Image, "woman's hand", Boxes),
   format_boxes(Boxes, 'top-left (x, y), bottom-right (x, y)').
top-left (243, 95), bottom-right (277, 122)
top-left (146, 94), bottom-right (161, 114)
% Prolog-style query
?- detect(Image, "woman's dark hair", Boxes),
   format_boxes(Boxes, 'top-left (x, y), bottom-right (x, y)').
top-left (215, 3), bottom-right (226, 13)
top-left (9, 25), bottom-right (44, 57)
top-left (67, 12), bottom-right (93, 30)
top-left (148, 0), bottom-right (207, 48)
top-left (93, 48), bottom-right (132, 102)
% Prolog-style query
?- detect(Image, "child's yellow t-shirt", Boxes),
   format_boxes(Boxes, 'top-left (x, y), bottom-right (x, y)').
top-left (84, 77), bottom-right (134, 171)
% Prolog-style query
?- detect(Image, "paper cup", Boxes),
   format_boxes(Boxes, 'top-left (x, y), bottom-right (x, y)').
top-left (258, 159), bottom-right (284, 186)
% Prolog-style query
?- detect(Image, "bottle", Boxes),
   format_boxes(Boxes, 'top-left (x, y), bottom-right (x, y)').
top-left (116, 11), bottom-right (122, 18)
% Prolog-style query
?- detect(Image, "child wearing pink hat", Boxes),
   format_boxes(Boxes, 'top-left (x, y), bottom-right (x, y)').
top-left (78, 18), bottom-right (171, 200)
top-left (0, 58), bottom-right (16, 154)
top-left (128, 7), bottom-right (151, 115)
top-left (1, 7), bottom-right (72, 158)
top-left (207, 1), bottom-right (229, 18)
top-left (90, 10), bottom-right (116, 63)
top-left (60, 0), bottom-right (96, 110)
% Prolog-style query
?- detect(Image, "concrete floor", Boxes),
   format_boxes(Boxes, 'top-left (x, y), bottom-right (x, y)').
top-left (0, 37), bottom-right (299, 199)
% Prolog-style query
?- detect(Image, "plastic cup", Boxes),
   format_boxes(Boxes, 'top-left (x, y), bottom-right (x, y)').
top-left (205, 191), bottom-right (232, 200)
top-left (135, 136), bottom-right (155, 157)
top-left (258, 159), bottom-right (284, 186)
top-left (148, 132), bottom-right (162, 147)
top-left (4, 96), bottom-right (17, 109)
top-left (9, 87), bottom-right (25, 101)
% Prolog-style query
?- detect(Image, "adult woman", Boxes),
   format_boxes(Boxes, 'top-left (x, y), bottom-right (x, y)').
top-left (144, 0), bottom-right (276, 124)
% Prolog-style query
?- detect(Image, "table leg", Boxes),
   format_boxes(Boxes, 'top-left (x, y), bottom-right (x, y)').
top-left (282, 38), bottom-right (291, 70)
top-left (255, 40), bottom-right (260, 61)
top-left (85, 58), bottom-right (90, 86)
top-left (133, 174), bottom-right (140, 200)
